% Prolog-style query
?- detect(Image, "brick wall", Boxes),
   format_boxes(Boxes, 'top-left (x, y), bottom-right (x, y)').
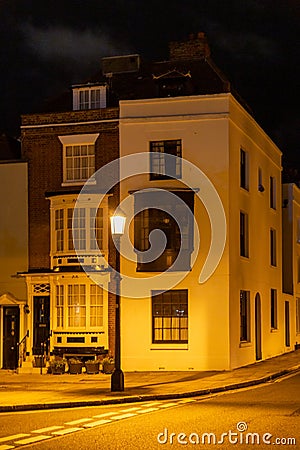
top-left (21, 108), bottom-right (120, 270)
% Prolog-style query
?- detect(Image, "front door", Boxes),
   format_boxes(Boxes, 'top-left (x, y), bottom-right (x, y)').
top-left (33, 296), bottom-right (50, 355)
top-left (3, 306), bottom-right (20, 369)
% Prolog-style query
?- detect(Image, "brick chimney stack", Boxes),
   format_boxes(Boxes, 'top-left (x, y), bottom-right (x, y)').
top-left (169, 32), bottom-right (211, 60)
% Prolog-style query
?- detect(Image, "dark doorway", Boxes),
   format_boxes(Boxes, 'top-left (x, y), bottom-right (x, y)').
top-left (33, 296), bottom-right (50, 355)
top-left (255, 293), bottom-right (262, 360)
top-left (3, 306), bottom-right (20, 369)
top-left (285, 301), bottom-right (290, 347)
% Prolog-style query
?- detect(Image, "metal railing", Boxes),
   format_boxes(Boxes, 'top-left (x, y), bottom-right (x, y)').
top-left (17, 330), bottom-right (29, 368)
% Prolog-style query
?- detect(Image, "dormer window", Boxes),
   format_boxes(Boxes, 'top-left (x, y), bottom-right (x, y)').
top-left (72, 85), bottom-right (107, 110)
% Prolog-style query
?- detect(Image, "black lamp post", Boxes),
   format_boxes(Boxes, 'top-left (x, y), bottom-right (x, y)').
top-left (110, 211), bottom-right (126, 392)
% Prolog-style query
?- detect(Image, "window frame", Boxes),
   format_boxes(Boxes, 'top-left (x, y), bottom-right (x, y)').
top-left (270, 228), bottom-right (277, 267)
top-left (270, 176), bottom-right (277, 209)
top-left (240, 290), bottom-right (250, 342)
top-left (152, 289), bottom-right (188, 344)
top-left (271, 289), bottom-right (278, 329)
top-left (240, 211), bottom-right (249, 258)
top-left (72, 86), bottom-right (107, 110)
top-left (240, 148), bottom-right (249, 191)
top-left (150, 139), bottom-right (182, 180)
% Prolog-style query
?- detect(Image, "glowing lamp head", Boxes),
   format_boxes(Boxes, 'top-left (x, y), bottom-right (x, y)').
top-left (110, 212), bottom-right (126, 236)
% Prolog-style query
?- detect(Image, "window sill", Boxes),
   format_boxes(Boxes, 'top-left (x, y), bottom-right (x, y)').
top-left (61, 180), bottom-right (96, 187)
top-left (150, 344), bottom-right (188, 350)
top-left (271, 327), bottom-right (278, 333)
top-left (239, 341), bottom-right (252, 348)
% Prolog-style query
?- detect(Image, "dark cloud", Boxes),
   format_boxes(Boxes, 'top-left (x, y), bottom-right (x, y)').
top-left (0, 0), bottom-right (299, 164)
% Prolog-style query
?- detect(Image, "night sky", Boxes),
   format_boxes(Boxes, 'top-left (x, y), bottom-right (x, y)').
top-left (1, 0), bottom-right (299, 165)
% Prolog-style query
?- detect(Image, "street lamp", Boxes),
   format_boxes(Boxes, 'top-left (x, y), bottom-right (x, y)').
top-left (110, 211), bottom-right (126, 392)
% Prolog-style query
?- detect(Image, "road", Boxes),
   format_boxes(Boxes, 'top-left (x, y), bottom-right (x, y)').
top-left (0, 372), bottom-right (299, 449)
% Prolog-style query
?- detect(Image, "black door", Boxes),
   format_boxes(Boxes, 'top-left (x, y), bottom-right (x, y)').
top-left (3, 306), bottom-right (20, 369)
top-left (33, 296), bottom-right (50, 355)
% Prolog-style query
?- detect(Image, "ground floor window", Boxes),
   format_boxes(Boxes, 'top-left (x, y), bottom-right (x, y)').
top-left (55, 283), bottom-right (103, 329)
top-left (240, 290), bottom-right (250, 342)
top-left (152, 289), bottom-right (188, 343)
top-left (271, 289), bottom-right (278, 329)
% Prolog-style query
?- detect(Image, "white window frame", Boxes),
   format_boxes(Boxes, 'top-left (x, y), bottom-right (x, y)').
top-left (59, 134), bottom-right (99, 186)
top-left (72, 86), bottom-right (107, 110)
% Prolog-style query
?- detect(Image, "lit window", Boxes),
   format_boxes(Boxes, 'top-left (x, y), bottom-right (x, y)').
top-left (240, 211), bottom-right (249, 258)
top-left (240, 149), bottom-right (249, 190)
top-left (68, 284), bottom-right (86, 327)
top-left (55, 209), bottom-right (64, 252)
top-left (90, 285), bottom-right (103, 327)
top-left (150, 140), bottom-right (182, 180)
top-left (240, 290), bottom-right (250, 342)
top-left (270, 228), bottom-right (277, 266)
top-left (56, 285), bottom-right (64, 327)
top-left (152, 290), bottom-right (188, 343)
top-left (271, 289), bottom-right (277, 329)
top-left (90, 208), bottom-right (103, 250)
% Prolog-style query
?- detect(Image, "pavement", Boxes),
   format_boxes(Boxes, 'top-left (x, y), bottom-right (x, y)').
top-left (0, 350), bottom-right (299, 413)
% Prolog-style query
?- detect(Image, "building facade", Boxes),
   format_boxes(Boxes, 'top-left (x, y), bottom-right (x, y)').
top-left (0, 136), bottom-right (28, 370)
top-left (17, 33), bottom-right (299, 371)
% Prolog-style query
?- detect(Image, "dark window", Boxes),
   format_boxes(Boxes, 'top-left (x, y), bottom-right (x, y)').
top-left (240, 149), bottom-right (249, 190)
top-left (271, 289), bottom-right (277, 329)
top-left (150, 140), bottom-right (182, 180)
top-left (240, 211), bottom-right (249, 258)
top-left (270, 228), bottom-right (277, 266)
top-left (152, 290), bottom-right (188, 343)
top-left (240, 290), bottom-right (250, 342)
top-left (270, 176), bottom-right (276, 209)
top-left (134, 190), bottom-right (194, 272)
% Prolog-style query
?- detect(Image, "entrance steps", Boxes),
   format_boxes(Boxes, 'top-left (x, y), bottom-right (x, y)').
top-left (17, 361), bottom-right (48, 374)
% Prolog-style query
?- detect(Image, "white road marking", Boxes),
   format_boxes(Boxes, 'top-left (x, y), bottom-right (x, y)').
top-left (159, 402), bottom-right (178, 408)
top-left (84, 419), bottom-right (112, 428)
top-left (65, 418), bottom-right (94, 425)
top-left (142, 402), bottom-right (162, 407)
top-left (32, 426), bottom-right (64, 433)
top-left (14, 435), bottom-right (52, 445)
top-left (178, 398), bottom-right (196, 403)
top-left (0, 445), bottom-right (15, 450)
top-left (51, 428), bottom-right (83, 436)
top-left (110, 413), bottom-right (137, 420)
top-left (0, 435), bottom-right (30, 443)
top-left (120, 407), bottom-right (142, 412)
top-left (137, 407), bottom-right (159, 413)
top-left (93, 412), bottom-right (118, 418)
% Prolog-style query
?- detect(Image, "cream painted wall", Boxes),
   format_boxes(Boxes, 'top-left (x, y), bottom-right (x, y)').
top-left (228, 96), bottom-right (283, 368)
top-left (119, 95), bottom-right (231, 371)
top-left (0, 162), bottom-right (28, 300)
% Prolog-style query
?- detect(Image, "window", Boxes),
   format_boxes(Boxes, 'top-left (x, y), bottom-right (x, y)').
top-left (68, 284), bottom-right (86, 327)
top-left (152, 290), bottom-right (188, 343)
top-left (90, 284), bottom-right (103, 327)
top-left (240, 211), bottom-right (249, 258)
top-left (258, 167), bottom-right (264, 192)
top-left (59, 134), bottom-right (99, 185)
top-left (72, 86), bottom-right (106, 110)
top-left (240, 149), bottom-right (249, 190)
top-left (134, 190), bottom-right (194, 271)
top-left (55, 284), bottom-right (103, 330)
top-left (240, 290), bottom-right (250, 342)
top-left (271, 289), bottom-right (277, 329)
top-left (65, 144), bottom-right (95, 182)
top-left (296, 297), bottom-right (300, 334)
top-left (53, 206), bottom-right (104, 254)
top-left (56, 285), bottom-right (64, 327)
top-left (270, 176), bottom-right (276, 209)
top-left (150, 140), bottom-right (182, 180)
top-left (297, 218), bottom-right (300, 243)
top-left (55, 209), bottom-right (64, 252)
top-left (270, 228), bottom-right (277, 266)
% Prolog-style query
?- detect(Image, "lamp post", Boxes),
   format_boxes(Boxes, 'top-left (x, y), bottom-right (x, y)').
top-left (110, 211), bottom-right (126, 392)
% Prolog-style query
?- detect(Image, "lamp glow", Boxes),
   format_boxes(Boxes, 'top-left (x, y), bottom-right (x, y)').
top-left (110, 213), bottom-right (126, 236)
